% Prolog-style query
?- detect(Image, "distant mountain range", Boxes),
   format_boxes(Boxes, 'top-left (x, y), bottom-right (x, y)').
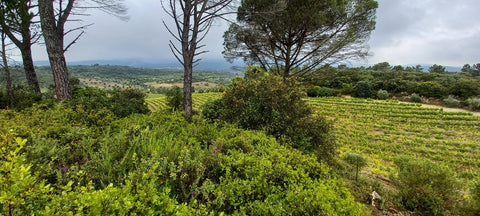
top-left (34, 58), bottom-right (246, 71)
top-left (33, 58), bottom-right (463, 72)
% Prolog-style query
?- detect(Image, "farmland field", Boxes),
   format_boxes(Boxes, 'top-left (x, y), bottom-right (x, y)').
top-left (147, 93), bottom-right (480, 179)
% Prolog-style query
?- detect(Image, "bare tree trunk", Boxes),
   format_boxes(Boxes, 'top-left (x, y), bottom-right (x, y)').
top-left (38, 0), bottom-right (72, 100)
top-left (183, 58), bottom-right (193, 118)
top-left (20, 44), bottom-right (41, 93)
top-left (1, 33), bottom-right (14, 108)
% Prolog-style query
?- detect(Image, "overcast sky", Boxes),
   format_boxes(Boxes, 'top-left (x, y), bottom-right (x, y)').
top-left (28, 0), bottom-right (480, 67)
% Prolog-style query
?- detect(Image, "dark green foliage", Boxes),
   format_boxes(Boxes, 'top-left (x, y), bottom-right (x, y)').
top-left (416, 81), bottom-right (446, 98)
top-left (223, 0), bottom-right (378, 77)
top-left (11, 85), bottom-right (43, 110)
top-left (355, 80), bottom-right (372, 98)
top-left (376, 89), bottom-right (389, 100)
top-left (449, 79), bottom-right (480, 99)
top-left (0, 106), bottom-right (366, 215)
top-left (201, 99), bottom-right (224, 123)
top-left (307, 86), bottom-right (335, 97)
top-left (342, 83), bottom-right (356, 95)
top-left (109, 88), bottom-right (150, 118)
top-left (410, 93), bottom-right (422, 103)
top-left (429, 64), bottom-right (446, 73)
top-left (372, 62), bottom-right (391, 71)
top-left (393, 155), bottom-right (459, 216)
top-left (204, 66), bottom-right (336, 162)
top-left (166, 86), bottom-right (183, 112)
top-left (69, 86), bottom-right (149, 118)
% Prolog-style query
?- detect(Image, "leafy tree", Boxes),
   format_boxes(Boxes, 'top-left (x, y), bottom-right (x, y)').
top-left (429, 64), bottom-right (446, 73)
top-left (416, 81), bottom-right (446, 98)
top-left (372, 62), bottom-right (391, 71)
top-left (392, 65), bottom-right (404, 71)
top-left (166, 86), bottom-right (183, 112)
top-left (462, 64), bottom-right (474, 73)
top-left (449, 79), bottom-right (480, 99)
top-left (0, 0), bottom-right (41, 93)
top-left (414, 64), bottom-right (424, 72)
top-left (355, 80), bottom-right (372, 98)
top-left (343, 153), bottom-right (367, 182)
top-left (162, 0), bottom-right (233, 118)
top-left (223, 0), bottom-right (378, 78)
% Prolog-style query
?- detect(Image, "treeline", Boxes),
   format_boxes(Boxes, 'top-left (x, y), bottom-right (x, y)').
top-left (306, 62), bottom-right (480, 110)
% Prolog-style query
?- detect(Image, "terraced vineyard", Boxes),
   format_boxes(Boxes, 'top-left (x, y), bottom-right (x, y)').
top-left (306, 97), bottom-right (480, 178)
top-left (147, 94), bottom-right (480, 178)
top-left (146, 92), bottom-right (222, 111)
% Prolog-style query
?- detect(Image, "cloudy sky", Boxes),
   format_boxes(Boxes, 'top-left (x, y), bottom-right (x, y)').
top-left (28, 0), bottom-right (480, 67)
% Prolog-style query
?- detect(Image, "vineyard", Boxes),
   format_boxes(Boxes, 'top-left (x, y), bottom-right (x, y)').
top-left (147, 93), bottom-right (480, 178)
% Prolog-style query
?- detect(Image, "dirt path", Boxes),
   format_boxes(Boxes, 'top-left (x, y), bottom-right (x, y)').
top-left (420, 104), bottom-right (480, 117)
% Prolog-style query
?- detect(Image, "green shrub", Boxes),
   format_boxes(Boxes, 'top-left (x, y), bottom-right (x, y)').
top-left (307, 86), bottom-right (335, 97)
top-left (201, 99), bottom-right (224, 123)
top-left (416, 81), bottom-right (447, 98)
top-left (342, 83), bottom-right (355, 95)
top-left (166, 86), bottom-right (183, 112)
top-left (410, 93), bottom-right (422, 103)
top-left (471, 178), bottom-right (480, 214)
top-left (0, 133), bottom-right (51, 215)
top-left (449, 79), bottom-right (480, 99)
top-left (212, 66), bottom-right (336, 162)
top-left (467, 98), bottom-right (480, 111)
top-left (443, 96), bottom-right (460, 108)
top-left (377, 89), bottom-right (389, 100)
top-left (393, 155), bottom-right (459, 215)
top-left (109, 88), bottom-right (150, 117)
top-left (355, 81), bottom-right (373, 98)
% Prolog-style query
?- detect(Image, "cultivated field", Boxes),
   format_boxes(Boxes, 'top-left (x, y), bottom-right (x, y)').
top-left (147, 93), bottom-right (480, 179)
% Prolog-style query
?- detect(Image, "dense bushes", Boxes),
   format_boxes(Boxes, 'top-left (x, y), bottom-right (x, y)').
top-left (393, 156), bottom-right (459, 215)
top-left (355, 81), bottom-right (373, 98)
top-left (166, 86), bottom-right (183, 111)
top-left (307, 86), bottom-right (335, 97)
top-left (0, 106), bottom-right (366, 215)
top-left (202, 66), bottom-right (336, 162)
top-left (416, 81), bottom-right (446, 98)
top-left (69, 86), bottom-right (149, 118)
top-left (467, 98), bottom-right (480, 111)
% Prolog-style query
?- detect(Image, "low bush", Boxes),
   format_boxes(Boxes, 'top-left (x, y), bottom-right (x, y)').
top-left (410, 93), bottom-right (422, 103)
top-left (355, 81), bottom-right (373, 98)
top-left (166, 86), bottom-right (183, 112)
top-left (443, 96), bottom-right (460, 108)
top-left (377, 89), bottom-right (389, 100)
top-left (393, 155), bottom-right (459, 215)
top-left (307, 86), bottom-right (335, 97)
top-left (416, 81), bottom-right (446, 98)
top-left (342, 83), bottom-right (355, 95)
top-left (467, 98), bottom-right (480, 111)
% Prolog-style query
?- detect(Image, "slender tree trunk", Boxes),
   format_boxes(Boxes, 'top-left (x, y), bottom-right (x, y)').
top-left (38, 0), bottom-right (72, 100)
top-left (182, 1), bottom-right (194, 118)
top-left (20, 44), bottom-right (41, 93)
top-left (183, 58), bottom-right (193, 118)
top-left (1, 33), bottom-right (14, 108)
